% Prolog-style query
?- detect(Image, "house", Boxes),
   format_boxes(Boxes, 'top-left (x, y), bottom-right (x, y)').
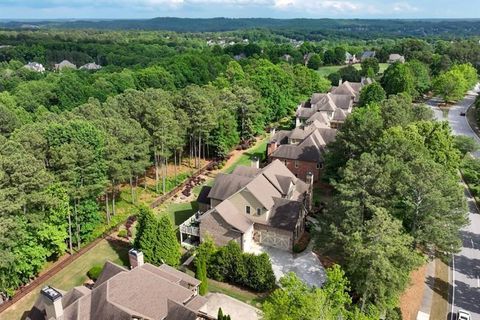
top-left (360, 51), bottom-right (376, 62)
top-left (27, 250), bottom-right (210, 320)
top-left (183, 160), bottom-right (312, 252)
top-left (303, 53), bottom-right (314, 66)
top-left (295, 92), bottom-right (354, 127)
top-left (281, 54), bottom-right (292, 62)
top-left (54, 60), bottom-right (77, 71)
top-left (345, 52), bottom-right (358, 64)
top-left (388, 53), bottom-right (405, 64)
top-left (269, 78), bottom-right (372, 183)
top-left (24, 62), bottom-right (45, 73)
top-left (267, 121), bottom-right (337, 182)
top-left (79, 62), bottom-right (102, 70)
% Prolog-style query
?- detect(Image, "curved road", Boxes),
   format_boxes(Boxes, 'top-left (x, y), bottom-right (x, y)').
top-left (428, 85), bottom-right (480, 320)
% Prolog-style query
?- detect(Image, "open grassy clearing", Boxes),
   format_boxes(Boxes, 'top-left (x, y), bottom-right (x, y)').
top-left (316, 63), bottom-right (389, 77)
top-left (223, 138), bottom-right (268, 174)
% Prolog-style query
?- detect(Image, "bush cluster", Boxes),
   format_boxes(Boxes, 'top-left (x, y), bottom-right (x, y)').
top-left (197, 240), bottom-right (276, 292)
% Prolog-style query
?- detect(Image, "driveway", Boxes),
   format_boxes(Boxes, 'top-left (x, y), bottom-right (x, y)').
top-left (249, 242), bottom-right (326, 287)
top-left (200, 293), bottom-right (261, 320)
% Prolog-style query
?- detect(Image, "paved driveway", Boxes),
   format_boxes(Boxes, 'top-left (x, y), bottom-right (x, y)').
top-left (249, 242), bottom-right (326, 287)
top-left (200, 293), bottom-right (261, 320)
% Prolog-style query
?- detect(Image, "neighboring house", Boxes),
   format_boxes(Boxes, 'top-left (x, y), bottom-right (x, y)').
top-left (234, 53), bottom-right (246, 61)
top-left (281, 54), bottom-right (292, 62)
top-left (303, 52), bottom-right (314, 66)
top-left (24, 62), bottom-right (45, 73)
top-left (360, 51), bottom-right (376, 61)
top-left (271, 78), bottom-right (372, 183)
top-left (268, 122), bottom-right (337, 182)
top-left (27, 250), bottom-right (210, 320)
top-left (295, 92), bottom-right (354, 128)
top-left (388, 53), bottom-right (405, 64)
top-left (54, 60), bottom-right (77, 71)
top-left (79, 62), bottom-right (102, 70)
top-left (345, 52), bottom-right (358, 64)
top-left (183, 160), bottom-right (312, 252)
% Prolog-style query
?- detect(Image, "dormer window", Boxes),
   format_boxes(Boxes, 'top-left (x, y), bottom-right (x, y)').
top-left (246, 206), bottom-right (251, 214)
top-left (257, 208), bottom-right (261, 215)
top-left (317, 163), bottom-right (324, 169)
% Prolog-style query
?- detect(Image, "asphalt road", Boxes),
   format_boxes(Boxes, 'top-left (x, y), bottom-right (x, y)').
top-left (428, 85), bottom-right (480, 320)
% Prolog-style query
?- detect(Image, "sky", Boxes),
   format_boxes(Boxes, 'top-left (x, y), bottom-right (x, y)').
top-left (0, 0), bottom-right (478, 20)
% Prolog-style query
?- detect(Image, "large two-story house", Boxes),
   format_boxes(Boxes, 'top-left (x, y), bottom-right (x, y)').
top-left (182, 160), bottom-right (312, 252)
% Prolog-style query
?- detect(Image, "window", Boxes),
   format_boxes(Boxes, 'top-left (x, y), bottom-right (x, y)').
top-left (317, 163), bottom-right (323, 169)
top-left (257, 208), bottom-right (261, 215)
top-left (284, 160), bottom-right (288, 166)
top-left (245, 206), bottom-right (251, 214)
top-left (294, 160), bottom-right (299, 168)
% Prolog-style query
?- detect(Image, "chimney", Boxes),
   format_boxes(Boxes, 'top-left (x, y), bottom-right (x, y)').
top-left (338, 78), bottom-right (342, 86)
top-left (129, 249), bottom-right (144, 268)
top-left (251, 156), bottom-right (259, 169)
top-left (41, 286), bottom-right (63, 320)
top-left (305, 172), bottom-right (314, 211)
top-left (267, 141), bottom-right (277, 156)
top-left (295, 117), bottom-right (301, 128)
top-left (361, 76), bottom-right (366, 84)
top-left (270, 127), bottom-right (276, 138)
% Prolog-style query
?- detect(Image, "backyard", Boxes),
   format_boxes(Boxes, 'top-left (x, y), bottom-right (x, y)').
top-left (1, 136), bottom-right (269, 319)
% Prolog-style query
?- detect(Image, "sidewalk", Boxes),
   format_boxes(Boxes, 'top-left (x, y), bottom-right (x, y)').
top-left (417, 259), bottom-right (435, 319)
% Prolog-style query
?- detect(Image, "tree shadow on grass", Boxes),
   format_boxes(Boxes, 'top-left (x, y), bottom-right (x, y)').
top-left (106, 238), bottom-right (130, 267)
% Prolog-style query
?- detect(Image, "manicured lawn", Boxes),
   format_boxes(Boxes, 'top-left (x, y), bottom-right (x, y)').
top-left (2, 240), bottom-right (129, 320)
top-left (224, 138), bottom-right (268, 174)
top-left (316, 63), bottom-right (389, 77)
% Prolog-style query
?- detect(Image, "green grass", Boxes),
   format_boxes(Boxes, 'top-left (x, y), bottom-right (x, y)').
top-left (224, 138), bottom-right (268, 174)
top-left (207, 279), bottom-right (267, 309)
top-left (2, 240), bottom-right (129, 320)
top-left (316, 63), bottom-right (389, 77)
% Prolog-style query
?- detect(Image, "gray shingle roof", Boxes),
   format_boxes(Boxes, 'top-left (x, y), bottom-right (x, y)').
top-left (268, 197), bottom-right (303, 231)
top-left (207, 173), bottom-right (252, 201)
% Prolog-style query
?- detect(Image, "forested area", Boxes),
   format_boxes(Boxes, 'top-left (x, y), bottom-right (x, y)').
top-left (320, 93), bottom-right (469, 316)
top-left (2, 18), bottom-right (480, 39)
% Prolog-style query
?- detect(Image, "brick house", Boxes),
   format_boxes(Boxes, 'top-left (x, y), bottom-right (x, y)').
top-left (267, 122), bottom-right (337, 182)
top-left (266, 78), bottom-right (373, 183)
top-left (184, 160), bottom-right (312, 252)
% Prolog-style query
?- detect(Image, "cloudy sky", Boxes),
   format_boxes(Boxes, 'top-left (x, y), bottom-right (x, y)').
top-left (0, 0), bottom-right (477, 19)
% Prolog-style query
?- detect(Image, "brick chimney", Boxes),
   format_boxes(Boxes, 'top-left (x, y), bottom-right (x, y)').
top-left (251, 156), bottom-right (259, 169)
top-left (267, 141), bottom-right (277, 156)
top-left (129, 249), bottom-right (144, 269)
top-left (40, 286), bottom-right (63, 320)
top-left (305, 172), bottom-right (314, 211)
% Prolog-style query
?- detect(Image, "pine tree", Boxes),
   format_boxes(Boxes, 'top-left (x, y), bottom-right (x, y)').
top-left (156, 215), bottom-right (181, 267)
top-left (134, 208), bottom-right (181, 267)
top-left (196, 254), bottom-right (208, 296)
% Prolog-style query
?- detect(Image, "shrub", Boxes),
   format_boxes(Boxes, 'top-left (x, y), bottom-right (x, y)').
top-left (207, 241), bottom-right (275, 292)
top-left (87, 264), bottom-right (103, 281)
top-left (118, 229), bottom-right (128, 238)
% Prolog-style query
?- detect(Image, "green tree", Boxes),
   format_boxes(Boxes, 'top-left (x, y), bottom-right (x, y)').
top-left (343, 208), bottom-right (423, 313)
top-left (406, 60), bottom-right (431, 95)
top-left (361, 58), bottom-right (379, 75)
top-left (338, 65), bottom-right (361, 82)
top-left (454, 136), bottom-right (479, 156)
top-left (196, 254), bottom-right (208, 296)
top-left (359, 83), bottom-right (386, 107)
top-left (381, 62), bottom-right (415, 96)
top-left (307, 54), bottom-right (322, 70)
top-left (134, 207), bottom-right (180, 266)
top-left (433, 69), bottom-right (467, 102)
